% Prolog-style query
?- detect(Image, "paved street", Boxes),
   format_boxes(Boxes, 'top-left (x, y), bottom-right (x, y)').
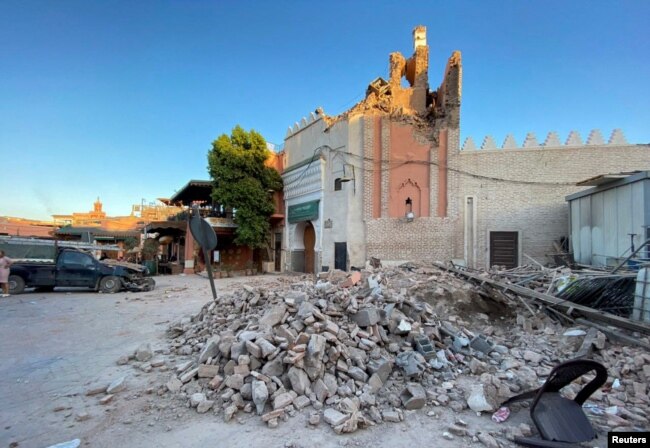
top-left (0, 275), bottom-right (227, 448)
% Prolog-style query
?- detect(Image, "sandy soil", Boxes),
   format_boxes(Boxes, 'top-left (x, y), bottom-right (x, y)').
top-left (1, 274), bottom-right (534, 448)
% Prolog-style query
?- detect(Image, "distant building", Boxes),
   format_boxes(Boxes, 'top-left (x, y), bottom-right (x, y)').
top-left (131, 199), bottom-right (184, 223)
top-left (52, 197), bottom-right (106, 227)
top-left (3, 198), bottom-right (183, 252)
top-left (0, 217), bottom-right (56, 238)
top-left (151, 164), bottom-right (285, 275)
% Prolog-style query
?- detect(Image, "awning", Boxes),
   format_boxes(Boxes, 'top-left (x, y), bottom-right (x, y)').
top-left (145, 221), bottom-right (187, 233)
top-left (169, 180), bottom-right (213, 205)
top-left (55, 227), bottom-right (140, 238)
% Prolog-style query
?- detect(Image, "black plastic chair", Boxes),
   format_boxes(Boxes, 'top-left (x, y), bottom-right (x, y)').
top-left (500, 359), bottom-right (608, 447)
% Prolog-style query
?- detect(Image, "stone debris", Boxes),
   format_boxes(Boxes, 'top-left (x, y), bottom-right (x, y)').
top-left (106, 376), bottom-right (127, 394)
top-left (309, 411), bottom-right (321, 425)
top-left (135, 343), bottom-right (153, 362)
top-left (381, 410), bottom-right (401, 423)
top-left (252, 380), bottom-right (269, 415)
top-left (190, 393), bottom-right (206, 407)
top-left (150, 357), bottom-right (166, 368)
top-left (85, 385), bottom-right (108, 396)
top-left (99, 394), bottom-right (114, 405)
top-left (400, 383), bottom-right (426, 410)
top-left (467, 384), bottom-right (496, 412)
top-left (198, 364), bottom-right (220, 378)
top-left (166, 377), bottom-right (182, 393)
top-left (75, 411), bottom-right (91, 422)
top-left (125, 263), bottom-right (650, 437)
top-left (197, 400), bottom-right (214, 414)
top-left (323, 408), bottom-right (347, 426)
top-left (477, 432), bottom-right (499, 448)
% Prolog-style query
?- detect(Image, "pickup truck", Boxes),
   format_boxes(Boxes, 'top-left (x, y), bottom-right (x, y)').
top-left (8, 248), bottom-right (155, 294)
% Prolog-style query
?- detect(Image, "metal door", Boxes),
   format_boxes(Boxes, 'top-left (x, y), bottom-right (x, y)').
top-left (303, 223), bottom-right (315, 274)
top-left (274, 233), bottom-right (282, 271)
top-left (489, 231), bottom-right (518, 269)
top-left (334, 242), bottom-right (347, 271)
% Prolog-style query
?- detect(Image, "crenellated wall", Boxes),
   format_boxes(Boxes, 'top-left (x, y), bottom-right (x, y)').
top-left (461, 129), bottom-right (628, 151)
top-left (448, 133), bottom-right (650, 268)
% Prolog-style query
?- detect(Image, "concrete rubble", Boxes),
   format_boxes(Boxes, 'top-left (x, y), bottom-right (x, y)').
top-left (118, 262), bottom-right (650, 442)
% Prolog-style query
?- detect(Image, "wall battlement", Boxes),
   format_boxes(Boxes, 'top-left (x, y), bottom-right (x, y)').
top-left (285, 108), bottom-right (325, 139)
top-left (461, 129), bottom-right (628, 151)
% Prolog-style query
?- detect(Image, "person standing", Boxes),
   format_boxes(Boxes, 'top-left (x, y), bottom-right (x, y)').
top-left (0, 250), bottom-right (12, 297)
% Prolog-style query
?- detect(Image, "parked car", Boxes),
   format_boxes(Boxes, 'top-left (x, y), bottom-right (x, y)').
top-left (8, 248), bottom-right (155, 294)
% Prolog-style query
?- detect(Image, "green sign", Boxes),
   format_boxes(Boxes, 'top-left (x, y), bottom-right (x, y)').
top-left (288, 200), bottom-right (320, 223)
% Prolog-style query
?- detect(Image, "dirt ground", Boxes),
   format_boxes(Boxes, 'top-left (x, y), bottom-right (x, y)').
top-left (1, 274), bottom-right (537, 448)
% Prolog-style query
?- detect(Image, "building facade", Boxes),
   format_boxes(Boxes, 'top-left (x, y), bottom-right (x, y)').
top-left (282, 26), bottom-right (650, 272)
top-left (166, 145), bottom-right (286, 275)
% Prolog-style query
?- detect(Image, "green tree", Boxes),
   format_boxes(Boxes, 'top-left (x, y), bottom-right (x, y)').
top-left (142, 238), bottom-right (159, 261)
top-left (122, 237), bottom-right (138, 252)
top-left (207, 126), bottom-right (283, 248)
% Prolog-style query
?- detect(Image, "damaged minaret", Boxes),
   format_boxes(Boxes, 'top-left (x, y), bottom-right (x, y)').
top-left (388, 25), bottom-right (430, 114)
top-left (361, 25), bottom-right (462, 129)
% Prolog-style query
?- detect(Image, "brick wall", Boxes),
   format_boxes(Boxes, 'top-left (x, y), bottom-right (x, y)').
top-left (366, 217), bottom-right (456, 262)
top-left (449, 143), bottom-right (650, 267)
top-left (362, 116), bottom-right (650, 267)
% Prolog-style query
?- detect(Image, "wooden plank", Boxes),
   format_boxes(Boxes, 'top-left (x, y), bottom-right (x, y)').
top-left (575, 318), bottom-right (650, 350)
top-left (435, 263), bottom-right (650, 335)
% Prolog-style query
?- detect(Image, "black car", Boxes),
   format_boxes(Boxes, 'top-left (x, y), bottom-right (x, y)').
top-left (8, 248), bottom-right (155, 294)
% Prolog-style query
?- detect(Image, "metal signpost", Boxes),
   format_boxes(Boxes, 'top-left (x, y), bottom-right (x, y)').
top-left (189, 206), bottom-right (218, 300)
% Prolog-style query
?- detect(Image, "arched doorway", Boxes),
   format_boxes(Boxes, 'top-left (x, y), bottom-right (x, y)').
top-left (303, 222), bottom-right (315, 274)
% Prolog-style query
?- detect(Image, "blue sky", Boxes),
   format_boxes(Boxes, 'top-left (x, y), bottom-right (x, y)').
top-left (1, 0), bottom-right (649, 220)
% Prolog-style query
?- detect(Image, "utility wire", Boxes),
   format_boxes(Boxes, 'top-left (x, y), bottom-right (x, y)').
top-left (282, 144), bottom-right (577, 189)
top-left (283, 145), bottom-right (345, 188)
top-left (330, 148), bottom-right (577, 186)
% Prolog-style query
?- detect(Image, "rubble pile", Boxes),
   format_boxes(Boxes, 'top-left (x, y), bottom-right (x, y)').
top-left (122, 262), bottom-right (650, 440)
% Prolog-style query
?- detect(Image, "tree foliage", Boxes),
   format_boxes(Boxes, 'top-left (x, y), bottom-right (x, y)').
top-left (122, 237), bottom-right (138, 252)
top-left (142, 238), bottom-right (159, 261)
top-left (207, 126), bottom-right (283, 248)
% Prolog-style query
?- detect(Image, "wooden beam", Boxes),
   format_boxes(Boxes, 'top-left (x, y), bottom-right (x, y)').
top-left (575, 318), bottom-right (650, 350)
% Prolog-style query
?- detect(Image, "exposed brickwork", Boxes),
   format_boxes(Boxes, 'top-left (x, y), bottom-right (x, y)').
top-left (366, 217), bottom-right (455, 262)
top-left (362, 117), bottom-right (375, 222)
top-left (381, 118), bottom-right (390, 218)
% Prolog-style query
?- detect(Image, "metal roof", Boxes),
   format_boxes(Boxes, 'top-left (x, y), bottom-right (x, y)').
top-left (169, 180), bottom-right (213, 205)
top-left (55, 226), bottom-right (140, 238)
top-left (566, 171), bottom-right (650, 201)
top-left (575, 171), bottom-right (642, 187)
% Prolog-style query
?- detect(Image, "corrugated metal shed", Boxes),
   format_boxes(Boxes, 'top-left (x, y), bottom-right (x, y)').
top-left (566, 171), bottom-right (650, 266)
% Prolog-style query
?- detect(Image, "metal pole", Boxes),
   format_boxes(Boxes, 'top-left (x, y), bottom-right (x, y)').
top-left (204, 250), bottom-right (217, 300)
top-left (612, 239), bottom-right (650, 274)
top-left (629, 233), bottom-right (637, 254)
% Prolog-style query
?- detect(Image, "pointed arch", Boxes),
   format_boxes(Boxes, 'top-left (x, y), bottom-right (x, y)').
top-left (391, 178), bottom-right (422, 217)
